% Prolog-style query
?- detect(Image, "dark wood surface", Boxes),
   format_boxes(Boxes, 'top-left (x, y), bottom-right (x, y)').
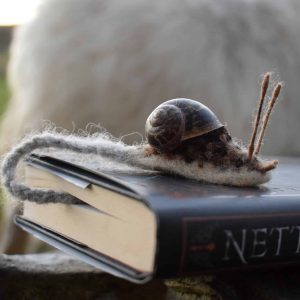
top-left (3, 252), bottom-right (300, 299)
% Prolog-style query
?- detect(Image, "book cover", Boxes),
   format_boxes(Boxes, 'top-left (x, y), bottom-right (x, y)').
top-left (17, 154), bottom-right (300, 282)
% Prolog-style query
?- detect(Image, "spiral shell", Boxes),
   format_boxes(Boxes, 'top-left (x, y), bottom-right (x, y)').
top-left (145, 98), bottom-right (224, 152)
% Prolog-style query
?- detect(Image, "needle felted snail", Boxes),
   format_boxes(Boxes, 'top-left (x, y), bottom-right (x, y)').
top-left (0, 74), bottom-right (282, 208)
top-left (144, 73), bottom-right (281, 187)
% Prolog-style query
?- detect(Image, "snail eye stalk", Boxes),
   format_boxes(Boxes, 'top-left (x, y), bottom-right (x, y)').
top-left (254, 83), bottom-right (282, 155)
top-left (247, 72), bottom-right (270, 160)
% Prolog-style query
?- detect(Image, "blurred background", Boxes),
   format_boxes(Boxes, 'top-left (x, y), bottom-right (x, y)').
top-left (0, 0), bottom-right (40, 112)
top-left (0, 0), bottom-right (41, 252)
top-left (0, 0), bottom-right (300, 253)
top-left (0, 26), bottom-right (10, 120)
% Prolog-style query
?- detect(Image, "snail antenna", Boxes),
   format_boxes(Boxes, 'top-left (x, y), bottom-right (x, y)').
top-left (254, 82), bottom-right (282, 155)
top-left (248, 72), bottom-right (270, 160)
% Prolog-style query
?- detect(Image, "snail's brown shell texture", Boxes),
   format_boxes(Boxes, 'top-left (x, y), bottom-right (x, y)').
top-left (145, 98), bottom-right (224, 152)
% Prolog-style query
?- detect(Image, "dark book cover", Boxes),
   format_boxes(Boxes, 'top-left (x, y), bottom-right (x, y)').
top-left (17, 154), bottom-right (300, 283)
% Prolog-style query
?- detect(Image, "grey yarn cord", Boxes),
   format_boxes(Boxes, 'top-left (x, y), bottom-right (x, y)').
top-left (1, 130), bottom-right (272, 204)
top-left (1, 131), bottom-right (146, 204)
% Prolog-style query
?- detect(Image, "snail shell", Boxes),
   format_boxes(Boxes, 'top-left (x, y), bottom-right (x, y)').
top-left (145, 98), bottom-right (224, 152)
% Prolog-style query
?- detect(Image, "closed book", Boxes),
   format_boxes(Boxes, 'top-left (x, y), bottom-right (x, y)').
top-left (16, 154), bottom-right (300, 283)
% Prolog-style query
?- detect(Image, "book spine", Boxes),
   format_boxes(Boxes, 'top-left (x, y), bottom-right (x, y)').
top-left (155, 208), bottom-right (300, 277)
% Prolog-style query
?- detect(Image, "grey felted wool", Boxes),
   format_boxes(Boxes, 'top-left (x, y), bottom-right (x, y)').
top-left (1, 131), bottom-right (272, 204)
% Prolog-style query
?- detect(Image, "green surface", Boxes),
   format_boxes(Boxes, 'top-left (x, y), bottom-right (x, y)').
top-left (0, 77), bottom-right (9, 116)
top-left (0, 51), bottom-right (9, 116)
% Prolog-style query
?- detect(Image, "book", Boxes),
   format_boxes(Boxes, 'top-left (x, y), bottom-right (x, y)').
top-left (16, 154), bottom-right (300, 283)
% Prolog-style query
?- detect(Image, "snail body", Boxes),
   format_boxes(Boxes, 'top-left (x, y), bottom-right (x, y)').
top-left (145, 98), bottom-right (246, 170)
top-left (144, 74), bottom-right (281, 187)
